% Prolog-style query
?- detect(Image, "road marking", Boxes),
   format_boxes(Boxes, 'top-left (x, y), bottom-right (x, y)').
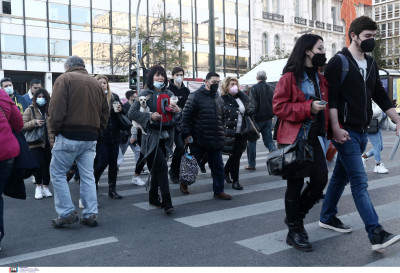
top-left (0, 237), bottom-right (118, 266)
top-left (174, 175), bottom-right (400, 227)
top-left (364, 251), bottom-right (400, 266)
top-left (236, 201), bottom-right (400, 256)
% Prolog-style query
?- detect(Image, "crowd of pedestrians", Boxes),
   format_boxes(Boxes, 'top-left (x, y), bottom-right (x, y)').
top-left (0, 15), bottom-right (400, 254)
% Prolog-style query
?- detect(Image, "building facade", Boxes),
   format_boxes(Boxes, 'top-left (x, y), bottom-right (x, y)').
top-left (0, 0), bottom-right (251, 94)
top-left (250, 0), bottom-right (371, 65)
top-left (373, 0), bottom-right (400, 69)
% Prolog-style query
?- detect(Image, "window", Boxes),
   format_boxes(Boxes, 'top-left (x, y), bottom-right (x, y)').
top-left (92, 9), bottom-right (109, 27)
top-left (388, 4), bottom-right (393, 19)
top-left (388, 22), bottom-right (393, 37)
top-left (332, 7), bottom-right (337, 25)
top-left (2, 1), bottom-right (11, 14)
top-left (238, 4), bottom-right (249, 17)
top-left (382, 5), bottom-right (386, 20)
top-left (332, 43), bottom-right (337, 55)
top-left (375, 7), bottom-right (380, 21)
top-left (71, 7), bottom-right (90, 26)
top-left (49, 3), bottom-right (69, 22)
top-left (215, 27), bottom-right (223, 46)
top-left (1, 34), bottom-right (24, 53)
top-left (112, 12), bottom-right (129, 30)
top-left (50, 39), bottom-right (69, 56)
top-left (26, 37), bottom-right (48, 55)
top-left (312, 0), bottom-right (317, 20)
top-left (262, 0), bottom-right (268, 12)
top-left (381, 23), bottom-right (387, 37)
top-left (225, 28), bottom-right (236, 47)
top-left (238, 30), bottom-right (249, 48)
top-left (225, 1), bottom-right (236, 15)
top-left (395, 3), bottom-right (399, 17)
top-left (271, 0), bottom-right (280, 14)
top-left (262, 33), bottom-right (269, 55)
top-left (274, 34), bottom-right (280, 50)
top-left (238, 57), bottom-right (249, 70)
top-left (395, 21), bottom-right (399, 36)
top-left (72, 41), bottom-right (91, 58)
top-left (25, 0), bottom-right (46, 19)
top-left (294, 0), bottom-right (300, 17)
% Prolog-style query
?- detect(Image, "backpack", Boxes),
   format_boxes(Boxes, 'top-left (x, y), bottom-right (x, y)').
top-left (337, 53), bottom-right (349, 85)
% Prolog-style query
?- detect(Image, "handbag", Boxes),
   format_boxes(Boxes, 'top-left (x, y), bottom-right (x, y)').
top-left (241, 114), bottom-right (260, 141)
top-left (23, 106), bottom-right (45, 145)
top-left (367, 118), bottom-right (379, 134)
top-left (266, 122), bottom-right (313, 176)
top-left (179, 144), bottom-right (199, 185)
top-left (116, 113), bottom-right (133, 131)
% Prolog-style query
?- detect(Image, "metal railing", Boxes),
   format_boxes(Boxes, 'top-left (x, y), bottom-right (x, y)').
top-left (294, 17), bottom-right (307, 26)
top-left (262, 12), bottom-right (284, 22)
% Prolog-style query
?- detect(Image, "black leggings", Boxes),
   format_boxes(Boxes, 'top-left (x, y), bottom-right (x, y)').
top-left (31, 146), bottom-right (51, 186)
top-left (224, 134), bottom-right (245, 182)
top-left (146, 140), bottom-right (170, 195)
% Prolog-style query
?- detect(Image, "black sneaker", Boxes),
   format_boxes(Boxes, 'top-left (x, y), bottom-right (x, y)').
top-left (319, 216), bottom-right (352, 233)
top-left (80, 215), bottom-right (98, 227)
top-left (52, 211), bottom-right (79, 228)
top-left (370, 227), bottom-right (400, 252)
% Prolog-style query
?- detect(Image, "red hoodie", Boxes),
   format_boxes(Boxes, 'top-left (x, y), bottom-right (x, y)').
top-left (0, 89), bottom-right (24, 161)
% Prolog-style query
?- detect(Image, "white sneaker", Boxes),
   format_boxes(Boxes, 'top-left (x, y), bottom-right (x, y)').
top-left (374, 163), bottom-right (389, 174)
top-left (362, 156), bottom-right (368, 168)
top-left (79, 199), bottom-right (85, 209)
top-left (35, 186), bottom-right (43, 199)
top-left (42, 187), bottom-right (53, 197)
top-left (131, 176), bottom-right (146, 186)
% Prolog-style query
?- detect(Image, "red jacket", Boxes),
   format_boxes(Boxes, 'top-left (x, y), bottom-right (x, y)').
top-left (273, 72), bottom-right (330, 144)
top-left (0, 89), bottom-right (24, 161)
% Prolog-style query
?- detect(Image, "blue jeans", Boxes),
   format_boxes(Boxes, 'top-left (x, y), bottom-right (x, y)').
top-left (366, 130), bottom-right (383, 164)
top-left (190, 145), bottom-right (225, 194)
top-left (247, 119), bottom-right (276, 167)
top-left (50, 134), bottom-right (98, 219)
top-left (320, 130), bottom-right (381, 239)
top-left (0, 158), bottom-right (14, 242)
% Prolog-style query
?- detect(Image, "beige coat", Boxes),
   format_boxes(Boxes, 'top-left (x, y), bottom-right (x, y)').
top-left (23, 106), bottom-right (55, 149)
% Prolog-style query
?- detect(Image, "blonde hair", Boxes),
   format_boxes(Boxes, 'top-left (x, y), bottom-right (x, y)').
top-left (221, 76), bottom-right (239, 96)
top-left (95, 74), bottom-right (112, 104)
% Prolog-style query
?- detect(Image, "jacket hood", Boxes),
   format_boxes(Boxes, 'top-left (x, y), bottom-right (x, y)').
top-left (169, 79), bottom-right (186, 90)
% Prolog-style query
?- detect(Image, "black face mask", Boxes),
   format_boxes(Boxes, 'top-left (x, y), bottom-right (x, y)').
top-left (209, 83), bottom-right (219, 93)
top-left (311, 53), bottom-right (327, 67)
top-left (360, 38), bottom-right (376, 52)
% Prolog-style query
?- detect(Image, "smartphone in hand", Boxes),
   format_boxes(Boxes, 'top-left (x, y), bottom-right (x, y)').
top-left (318, 100), bottom-right (328, 105)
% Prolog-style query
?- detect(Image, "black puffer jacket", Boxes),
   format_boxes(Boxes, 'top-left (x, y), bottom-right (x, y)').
top-left (222, 92), bottom-right (250, 154)
top-left (181, 86), bottom-right (226, 150)
top-left (98, 93), bottom-right (124, 143)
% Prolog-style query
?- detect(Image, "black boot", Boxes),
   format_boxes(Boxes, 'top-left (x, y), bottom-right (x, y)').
top-left (149, 188), bottom-right (162, 207)
top-left (161, 193), bottom-right (174, 214)
top-left (285, 199), bottom-right (312, 252)
top-left (224, 170), bottom-right (232, 184)
top-left (108, 181), bottom-right (122, 199)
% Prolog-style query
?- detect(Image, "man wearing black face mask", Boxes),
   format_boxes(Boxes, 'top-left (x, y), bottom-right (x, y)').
top-left (181, 72), bottom-right (231, 200)
top-left (320, 16), bottom-right (400, 252)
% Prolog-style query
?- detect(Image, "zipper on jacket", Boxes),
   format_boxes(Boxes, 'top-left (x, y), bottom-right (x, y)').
top-left (344, 102), bottom-right (348, 124)
top-left (362, 64), bottom-right (373, 132)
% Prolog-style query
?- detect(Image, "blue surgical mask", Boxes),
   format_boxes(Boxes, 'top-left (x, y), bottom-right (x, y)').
top-left (153, 81), bottom-right (165, 89)
top-left (36, 97), bottom-right (46, 106)
top-left (5, 86), bottom-right (14, 96)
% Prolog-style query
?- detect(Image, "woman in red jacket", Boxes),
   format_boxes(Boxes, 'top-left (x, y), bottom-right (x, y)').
top-left (273, 34), bottom-right (330, 252)
top-left (0, 88), bottom-right (24, 251)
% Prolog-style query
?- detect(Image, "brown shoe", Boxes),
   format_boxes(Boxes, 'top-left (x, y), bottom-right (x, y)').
top-left (245, 166), bottom-right (256, 170)
top-left (213, 192), bottom-right (232, 200)
top-left (180, 184), bottom-right (189, 194)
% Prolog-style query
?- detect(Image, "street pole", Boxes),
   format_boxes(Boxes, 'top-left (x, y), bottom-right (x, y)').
top-left (136, 0), bottom-right (141, 92)
top-left (191, 0), bottom-right (195, 80)
top-left (208, 0), bottom-right (215, 72)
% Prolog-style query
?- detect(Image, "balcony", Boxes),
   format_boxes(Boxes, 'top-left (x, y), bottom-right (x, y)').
top-left (316, 21), bottom-right (325, 29)
top-left (309, 20), bottom-right (314, 27)
top-left (294, 17), bottom-right (307, 26)
top-left (326, 23), bottom-right (332, 30)
top-left (333, 24), bottom-right (344, 32)
top-left (262, 12), bottom-right (284, 23)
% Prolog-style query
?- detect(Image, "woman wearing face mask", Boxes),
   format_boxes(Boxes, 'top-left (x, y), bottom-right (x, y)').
top-left (22, 88), bottom-right (54, 199)
top-left (93, 75), bottom-right (125, 201)
top-left (273, 34), bottom-right (330, 252)
top-left (221, 76), bottom-right (250, 190)
top-left (128, 65), bottom-right (182, 214)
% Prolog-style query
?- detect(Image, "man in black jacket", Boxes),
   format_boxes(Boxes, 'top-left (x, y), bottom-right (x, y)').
top-left (246, 70), bottom-right (276, 170)
top-left (181, 72), bottom-right (231, 200)
top-left (319, 16), bottom-right (400, 252)
top-left (167, 67), bottom-right (191, 184)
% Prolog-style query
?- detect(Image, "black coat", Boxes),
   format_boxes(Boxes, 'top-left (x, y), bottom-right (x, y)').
top-left (222, 92), bottom-right (250, 155)
top-left (248, 81), bottom-right (274, 122)
top-left (97, 93), bottom-right (124, 143)
top-left (181, 86), bottom-right (226, 150)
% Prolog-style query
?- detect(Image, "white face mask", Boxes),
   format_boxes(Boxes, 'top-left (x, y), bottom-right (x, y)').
top-left (105, 90), bottom-right (108, 94)
top-left (5, 86), bottom-right (14, 96)
top-left (175, 76), bottom-right (183, 84)
top-left (36, 97), bottom-right (46, 106)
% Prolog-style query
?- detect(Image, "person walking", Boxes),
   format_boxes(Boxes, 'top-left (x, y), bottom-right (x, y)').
top-left (128, 65), bottom-right (181, 214)
top-left (0, 77), bottom-right (29, 115)
top-left (22, 88), bottom-right (54, 200)
top-left (0, 88), bottom-right (24, 251)
top-left (246, 70), bottom-right (276, 170)
top-left (181, 72), bottom-right (231, 200)
top-left (319, 16), bottom-right (400, 252)
top-left (221, 76), bottom-right (250, 190)
top-left (273, 34), bottom-right (330, 252)
top-left (48, 56), bottom-right (109, 228)
top-left (93, 75), bottom-right (125, 200)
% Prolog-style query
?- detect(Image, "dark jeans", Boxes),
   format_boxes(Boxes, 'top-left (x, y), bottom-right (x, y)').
top-left (170, 132), bottom-right (184, 175)
top-left (135, 152), bottom-right (146, 175)
top-left (0, 158), bottom-right (14, 242)
top-left (94, 141), bottom-right (119, 186)
top-left (224, 134), bottom-right (245, 182)
top-left (146, 140), bottom-right (170, 195)
top-left (190, 144), bottom-right (225, 194)
top-left (30, 146), bottom-right (51, 186)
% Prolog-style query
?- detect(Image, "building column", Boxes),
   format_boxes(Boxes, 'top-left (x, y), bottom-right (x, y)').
top-left (0, 70), bottom-right (4, 79)
top-left (45, 72), bottom-right (53, 94)
top-left (268, 0), bottom-right (272, 13)
top-left (318, 0), bottom-right (323, 21)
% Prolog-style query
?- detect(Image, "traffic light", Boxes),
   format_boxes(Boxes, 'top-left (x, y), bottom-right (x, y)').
top-left (142, 67), bottom-right (149, 88)
top-left (129, 64), bottom-right (137, 90)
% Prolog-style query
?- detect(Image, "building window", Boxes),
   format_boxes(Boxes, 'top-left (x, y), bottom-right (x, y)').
top-left (26, 37), bottom-right (48, 55)
top-left (1, 34), bottom-right (24, 53)
top-left (375, 7), bottom-right (380, 21)
top-left (2, 0), bottom-right (11, 14)
top-left (262, 33), bottom-right (268, 55)
top-left (294, 0), bottom-right (300, 17)
top-left (25, 0), bottom-right (46, 20)
top-left (271, 0), bottom-right (280, 14)
top-left (274, 34), bottom-right (280, 50)
top-left (332, 7), bottom-right (337, 25)
top-left (312, 0), bottom-right (317, 20)
top-left (49, 3), bottom-right (69, 23)
top-left (262, 0), bottom-right (268, 13)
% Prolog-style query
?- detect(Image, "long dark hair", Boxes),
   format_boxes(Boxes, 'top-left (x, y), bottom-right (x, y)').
top-left (146, 65), bottom-right (168, 91)
top-left (282, 34), bottom-right (324, 81)
top-left (33, 88), bottom-right (51, 114)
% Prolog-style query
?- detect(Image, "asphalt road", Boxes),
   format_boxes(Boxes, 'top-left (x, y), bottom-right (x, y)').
top-left (1, 130), bottom-right (400, 267)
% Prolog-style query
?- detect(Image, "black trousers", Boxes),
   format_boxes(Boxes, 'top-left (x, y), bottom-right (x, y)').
top-left (146, 140), bottom-right (170, 195)
top-left (94, 141), bottom-right (119, 186)
top-left (224, 134), bottom-right (245, 182)
top-left (30, 145), bottom-right (51, 186)
top-left (169, 131), bottom-right (184, 176)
